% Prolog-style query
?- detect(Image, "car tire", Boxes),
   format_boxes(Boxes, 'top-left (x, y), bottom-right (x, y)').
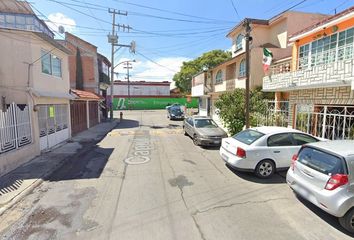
top-left (255, 159), bottom-right (275, 178)
top-left (339, 208), bottom-right (354, 233)
top-left (193, 135), bottom-right (199, 146)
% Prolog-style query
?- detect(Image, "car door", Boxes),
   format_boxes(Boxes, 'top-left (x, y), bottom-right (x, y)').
top-left (184, 117), bottom-right (193, 136)
top-left (267, 133), bottom-right (298, 168)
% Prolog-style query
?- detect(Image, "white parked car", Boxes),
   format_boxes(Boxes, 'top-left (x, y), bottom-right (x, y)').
top-left (219, 126), bottom-right (320, 178)
top-left (287, 140), bottom-right (354, 233)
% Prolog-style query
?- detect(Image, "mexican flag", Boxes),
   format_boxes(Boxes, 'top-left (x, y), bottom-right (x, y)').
top-left (262, 48), bottom-right (273, 73)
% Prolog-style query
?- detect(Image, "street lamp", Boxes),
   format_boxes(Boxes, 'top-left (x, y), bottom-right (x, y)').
top-left (110, 59), bottom-right (135, 118)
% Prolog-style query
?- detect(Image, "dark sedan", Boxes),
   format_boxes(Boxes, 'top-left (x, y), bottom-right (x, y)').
top-left (183, 116), bottom-right (228, 146)
top-left (167, 106), bottom-right (185, 120)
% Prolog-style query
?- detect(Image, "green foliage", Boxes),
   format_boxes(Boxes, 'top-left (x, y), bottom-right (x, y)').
top-left (76, 47), bottom-right (84, 90)
top-left (215, 88), bottom-right (270, 135)
top-left (173, 50), bottom-right (231, 93)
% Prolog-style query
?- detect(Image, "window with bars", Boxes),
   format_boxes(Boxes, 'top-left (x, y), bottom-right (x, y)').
top-left (235, 34), bottom-right (243, 52)
top-left (298, 26), bottom-right (354, 69)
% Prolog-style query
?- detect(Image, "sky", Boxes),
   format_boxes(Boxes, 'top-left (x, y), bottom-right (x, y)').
top-left (30, 0), bottom-right (354, 85)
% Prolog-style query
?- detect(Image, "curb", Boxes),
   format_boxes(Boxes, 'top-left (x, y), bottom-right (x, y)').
top-left (0, 120), bottom-right (119, 217)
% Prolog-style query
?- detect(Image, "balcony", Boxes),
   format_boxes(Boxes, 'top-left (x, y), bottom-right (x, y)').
top-left (191, 83), bottom-right (207, 97)
top-left (263, 59), bottom-right (354, 92)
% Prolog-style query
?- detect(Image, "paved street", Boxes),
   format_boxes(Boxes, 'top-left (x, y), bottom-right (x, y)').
top-left (0, 110), bottom-right (352, 240)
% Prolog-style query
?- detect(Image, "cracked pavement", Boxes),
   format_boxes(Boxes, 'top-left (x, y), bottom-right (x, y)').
top-left (0, 110), bottom-right (353, 240)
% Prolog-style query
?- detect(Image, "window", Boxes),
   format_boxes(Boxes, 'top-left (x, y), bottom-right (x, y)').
top-left (291, 133), bottom-right (318, 145)
top-left (41, 50), bottom-right (62, 77)
top-left (267, 133), bottom-right (293, 147)
top-left (233, 129), bottom-right (264, 145)
top-left (239, 59), bottom-right (246, 77)
top-left (298, 26), bottom-right (354, 69)
top-left (41, 50), bottom-right (52, 75)
top-left (194, 119), bottom-right (218, 128)
top-left (215, 70), bottom-right (223, 84)
top-left (297, 147), bottom-right (346, 175)
top-left (235, 34), bottom-right (243, 51)
top-left (52, 55), bottom-right (62, 77)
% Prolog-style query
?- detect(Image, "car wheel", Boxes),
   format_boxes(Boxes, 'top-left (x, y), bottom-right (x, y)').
top-left (255, 160), bottom-right (275, 178)
top-left (339, 208), bottom-right (354, 233)
top-left (193, 135), bottom-right (199, 146)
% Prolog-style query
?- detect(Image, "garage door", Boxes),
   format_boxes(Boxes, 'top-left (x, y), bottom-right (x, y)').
top-left (38, 104), bottom-right (69, 151)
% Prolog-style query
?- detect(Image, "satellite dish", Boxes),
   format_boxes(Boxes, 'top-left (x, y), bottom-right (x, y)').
top-left (58, 25), bottom-right (65, 34)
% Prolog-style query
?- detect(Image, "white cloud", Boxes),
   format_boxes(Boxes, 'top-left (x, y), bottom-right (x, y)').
top-left (124, 57), bottom-right (190, 83)
top-left (46, 13), bottom-right (76, 36)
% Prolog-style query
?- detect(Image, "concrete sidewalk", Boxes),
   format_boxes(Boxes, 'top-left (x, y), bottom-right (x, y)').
top-left (0, 120), bottom-right (119, 215)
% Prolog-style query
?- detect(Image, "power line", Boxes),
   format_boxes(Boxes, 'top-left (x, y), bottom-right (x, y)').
top-left (136, 51), bottom-right (178, 73)
top-left (110, 0), bottom-right (235, 23)
top-left (230, 0), bottom-right (241, 20)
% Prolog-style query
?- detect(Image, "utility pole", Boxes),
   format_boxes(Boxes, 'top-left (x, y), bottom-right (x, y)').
top-left (108, 8), bottom-right (128, 120)
top-left (123, 62), bottom-right (133, 110)
top-left (244, 18), bottom-right (252, 129)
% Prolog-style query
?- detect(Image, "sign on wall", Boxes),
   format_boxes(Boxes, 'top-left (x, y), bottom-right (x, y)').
top-left (113, 98), bottom-right (198, 110)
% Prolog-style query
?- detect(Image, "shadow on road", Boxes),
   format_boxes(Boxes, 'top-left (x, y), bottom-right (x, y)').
top-left (226, 164), bottom-right (287, 184)
top-left (115, 119), bottom-right (140, 129)
top-left (295, 194), bottom-right (354, 237)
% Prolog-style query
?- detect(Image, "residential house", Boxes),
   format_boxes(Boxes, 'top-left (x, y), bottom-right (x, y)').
top-left (97, 53), bottom-right (111, 119)
top-left (263, 7), bottom-right (354, 140)
top-left (192, 11), bottom-right (328, 128)
top-left (58, 33), bottom-right (103, 134)
top-left (0, 0), bottom-right (72, 176)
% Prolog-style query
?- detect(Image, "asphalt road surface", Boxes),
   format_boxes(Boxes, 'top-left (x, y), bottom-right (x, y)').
top-left (0, 110), bottom-right (353, 240)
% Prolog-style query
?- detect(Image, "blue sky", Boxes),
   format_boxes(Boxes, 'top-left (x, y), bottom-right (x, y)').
top-left (30, 0), bottom-right (354, 83)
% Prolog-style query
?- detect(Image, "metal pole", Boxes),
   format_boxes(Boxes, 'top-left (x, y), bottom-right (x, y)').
top-left (127, 62), bottom-right (130, 110)
top-left (244, 19), bottom-right (251, 129)
top-left (109, 10), bottom-right (116, 120)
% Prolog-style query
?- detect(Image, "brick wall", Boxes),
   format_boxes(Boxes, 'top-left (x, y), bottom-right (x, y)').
top-left (288, 86), bottom-right (354, 126)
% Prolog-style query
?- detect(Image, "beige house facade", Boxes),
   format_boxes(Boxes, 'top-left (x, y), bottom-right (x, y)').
top-left (0, 0), bottom-right (72, 176)
top-left (192, 11), bottom-right (328, 129)
top-left (263, 7), bottom-right (354, 140)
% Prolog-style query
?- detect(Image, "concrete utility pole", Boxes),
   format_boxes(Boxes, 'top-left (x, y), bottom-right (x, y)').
top-left (108, 8), bottom-right (129, 120)
top-left (123, 62), bottom-right (133, 110)
top-left (244, 18), bottom-right (252, 129)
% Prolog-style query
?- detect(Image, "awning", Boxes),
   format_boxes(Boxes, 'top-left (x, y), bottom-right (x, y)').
top-left (70, 89), bottom-right (104, 101)
top-left (30, 89), bottom-right (74, 100)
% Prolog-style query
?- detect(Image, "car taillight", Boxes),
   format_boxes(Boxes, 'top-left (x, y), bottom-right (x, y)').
top-left (236, 147), bottom-right (246, 158)
top-left (325, 174), bottom-right (348, 190)
top-left (290, 154), bottom-right (298, 171)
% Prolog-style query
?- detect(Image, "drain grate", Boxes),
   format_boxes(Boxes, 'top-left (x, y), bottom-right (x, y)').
top-left (0, 179), bottom-right (23, 196)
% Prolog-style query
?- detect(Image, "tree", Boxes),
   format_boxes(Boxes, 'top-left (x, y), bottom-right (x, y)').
top-left (173, 50), bottom-right (231, 93)
top-left (215, 88), bottom-right (274, 135)
top-left (76, 47), bottom-right (84, 90)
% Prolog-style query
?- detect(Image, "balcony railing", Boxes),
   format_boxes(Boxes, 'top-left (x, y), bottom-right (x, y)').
top-left (263, 59), bottom-right (354, 91)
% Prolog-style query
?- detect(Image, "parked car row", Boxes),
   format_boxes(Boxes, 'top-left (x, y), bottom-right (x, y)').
top-left (182, 117), bottom-right (354, 233)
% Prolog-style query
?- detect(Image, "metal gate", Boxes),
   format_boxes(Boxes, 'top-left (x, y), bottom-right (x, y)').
top-left (70, 101), bottom-right (87, 135)
top-left (254, 101), bottom-right (289, 127)
top-left (295, 105), bottom-right (354, 140)
top-left (89, 101), bottom-right (98, 128)
top-left (0, 103), bottom-right (32, 154)
top-left (38, 104), bottom-right (69, 151)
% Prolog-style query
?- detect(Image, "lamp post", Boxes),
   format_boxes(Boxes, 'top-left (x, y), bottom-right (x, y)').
top-left (110, 59), bottom-right (135, 115)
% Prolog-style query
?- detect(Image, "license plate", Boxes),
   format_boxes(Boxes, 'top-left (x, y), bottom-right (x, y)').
top-left (214, 140), bottom-right (220, 144)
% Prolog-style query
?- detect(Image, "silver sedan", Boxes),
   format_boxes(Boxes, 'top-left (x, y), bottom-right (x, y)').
top-left (183, 116), bottom-right (228, 147)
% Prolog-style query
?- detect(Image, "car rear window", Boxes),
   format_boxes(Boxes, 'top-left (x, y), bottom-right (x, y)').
top-left (297, 147), bottom-right (346, 175)
top-left (232, 129), bottom-right (264, 145)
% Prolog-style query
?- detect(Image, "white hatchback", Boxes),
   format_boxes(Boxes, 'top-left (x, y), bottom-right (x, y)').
top-left (219, 126), bottom-right (320, 178)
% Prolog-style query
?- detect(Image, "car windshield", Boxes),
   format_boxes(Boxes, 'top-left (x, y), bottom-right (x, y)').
top-left (297, 147), bottom-right (346, 175)
top-left (171, 108), bottom-right (183, 114)
top-left (233, 129), bottom-right (264, 145)
top-left (194, 119), bottom-right (218, 128)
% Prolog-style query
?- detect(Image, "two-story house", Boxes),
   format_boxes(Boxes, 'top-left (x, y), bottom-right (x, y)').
top-left (192, 11), bottom-right (328, 127)
top-left (97, 53), bottom-right (111, 119)
top-left (0, 0), bottom-right (72, 176)
top-left (263, 7), bottom-right (354, 140)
